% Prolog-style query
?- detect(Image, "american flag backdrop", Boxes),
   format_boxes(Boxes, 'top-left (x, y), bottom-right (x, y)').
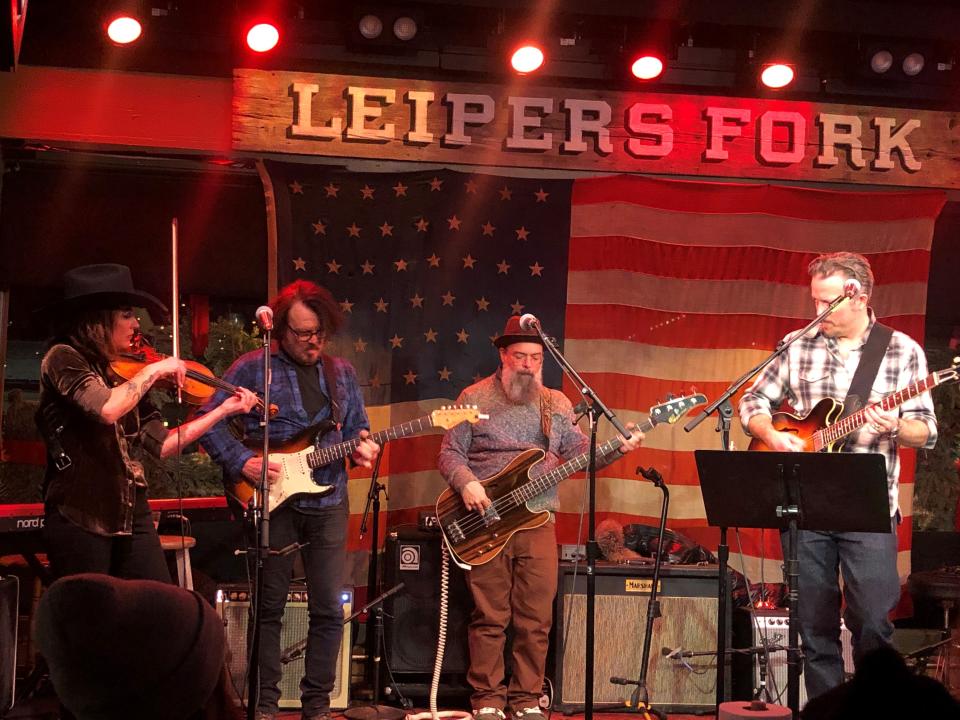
top-left (267, 161), bottom-right (946, 594)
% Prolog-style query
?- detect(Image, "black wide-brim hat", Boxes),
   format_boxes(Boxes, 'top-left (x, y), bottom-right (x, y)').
top-left (40, 263), bottom-right (168, 322)
top-left (493, 315), bottom-right (545, 349)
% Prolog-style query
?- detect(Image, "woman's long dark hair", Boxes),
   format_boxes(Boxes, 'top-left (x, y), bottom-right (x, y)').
top-left (48, 305), bottom-right (120, 370)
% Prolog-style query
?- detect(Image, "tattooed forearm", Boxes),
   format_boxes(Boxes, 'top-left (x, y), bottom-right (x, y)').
top-left (123, 379), bottom-right (146, 403)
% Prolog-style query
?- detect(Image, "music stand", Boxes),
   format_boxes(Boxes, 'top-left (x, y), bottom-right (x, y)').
top-left (694, 450), bottom-right (890, 717)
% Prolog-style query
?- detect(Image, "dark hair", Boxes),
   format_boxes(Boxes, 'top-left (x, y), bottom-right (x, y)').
top-left (808, 251), bottom-right (875, 298)
top-left (270, 280), bottom-right (344, 339)
top-left (52, 306), bottom-right (122, 369)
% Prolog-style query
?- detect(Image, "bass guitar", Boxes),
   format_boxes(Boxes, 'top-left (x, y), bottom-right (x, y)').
top-left (235, 405), bottom-right (487, 510)
top-left (748, 360), bottom-right (959, 452)
top-left (436, 393), bottom-right (706, 567)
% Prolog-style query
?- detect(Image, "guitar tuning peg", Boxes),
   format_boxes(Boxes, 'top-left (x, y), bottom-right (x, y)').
top-left (665, 392), bottom-right (675, 401)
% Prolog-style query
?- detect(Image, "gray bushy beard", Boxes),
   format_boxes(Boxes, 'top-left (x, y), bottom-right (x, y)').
top-left (501, 365), bottom-right (543, 405)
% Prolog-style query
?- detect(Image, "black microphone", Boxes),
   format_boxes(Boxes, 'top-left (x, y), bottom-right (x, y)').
top-left (255, 305), bottom-right (274, 331)
top-left (518, 313), bottom-right (540, 332)
top-left (843, 278), bottom-right (862, 298)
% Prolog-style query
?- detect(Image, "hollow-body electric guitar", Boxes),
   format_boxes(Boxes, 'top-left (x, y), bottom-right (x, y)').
top-left (235, 405), bottom-right (487, 509)
top-left (436, 393), bottom-right (707, 567)
top-left (748, 361), bottom-right (959, 452)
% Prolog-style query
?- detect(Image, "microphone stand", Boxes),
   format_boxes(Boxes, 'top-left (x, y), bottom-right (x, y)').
top-left (346, 446), bottom-right (405, 720)
top-left (682, 290), bottom-right (851, 711)
top-left (624, 465), bottom-right (669, 720)
top-left (246, 325), bottom-right (273, 720)
top-left (530, 321), bottom-right (633, 720)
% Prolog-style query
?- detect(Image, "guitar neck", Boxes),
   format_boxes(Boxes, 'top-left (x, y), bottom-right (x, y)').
top-left (307, 415), bottom-right (435, 468)
top-left (816, 371), bottom-right (940, 447)
top-left (514, 417), bottom-right (656, 503)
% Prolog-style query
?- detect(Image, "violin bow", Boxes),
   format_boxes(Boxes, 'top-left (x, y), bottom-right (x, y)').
top-left (170, 217), bottom-right (182, 405)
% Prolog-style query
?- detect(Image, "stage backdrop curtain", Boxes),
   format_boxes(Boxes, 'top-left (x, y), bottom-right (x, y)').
top-left (266, 161), bottom-right (945, 598)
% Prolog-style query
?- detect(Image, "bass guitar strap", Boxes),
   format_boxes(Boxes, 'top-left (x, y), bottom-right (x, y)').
top-left (839, 322), bottom-right (893, 420)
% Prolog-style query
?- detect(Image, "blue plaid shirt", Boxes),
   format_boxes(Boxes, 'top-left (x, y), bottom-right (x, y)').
top-left (198, 346), bottom-right (370, 510)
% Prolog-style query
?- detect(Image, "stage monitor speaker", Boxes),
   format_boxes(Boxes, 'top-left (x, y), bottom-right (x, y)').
top-left (743, 610), bottom-right (853, 709)
top-left (382, 529), bottom-right (473, 676)
top-left (552, 562), bottom-right (727, 715)
top-left (0, 575), bottom-right (17, 714)
top-left (217, 583), bottom-right (352, 710)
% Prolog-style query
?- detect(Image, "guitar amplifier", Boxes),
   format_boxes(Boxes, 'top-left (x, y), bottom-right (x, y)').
top-left (741, 610), bottom-right (853, 708)
top-left (217, 583), bottom-right (352, 710)
top-left (552, 562), bottom-right (728, 715)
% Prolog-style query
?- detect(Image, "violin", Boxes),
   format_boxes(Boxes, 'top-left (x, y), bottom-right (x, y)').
top-left (110, 333), bottom-right (278, 417)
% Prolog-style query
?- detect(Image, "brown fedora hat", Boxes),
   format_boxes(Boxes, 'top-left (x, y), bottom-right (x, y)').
top-left (42, 264), bottom-right (168, 321)
top-left (493, 315), bottom-right (545, 349)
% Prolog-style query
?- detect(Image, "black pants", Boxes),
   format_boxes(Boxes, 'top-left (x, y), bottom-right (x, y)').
top-left (250, 502), bottom-right (348, 717)
top-left (43, 487), bottom-right (171, 583)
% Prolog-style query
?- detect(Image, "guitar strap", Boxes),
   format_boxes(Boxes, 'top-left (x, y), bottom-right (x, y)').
top-left (839, 322), bottom-right (893, 420)
top-left (539, 388), bottom-right (553, 441)
top-left (320, 353), bottom-right (344, 426)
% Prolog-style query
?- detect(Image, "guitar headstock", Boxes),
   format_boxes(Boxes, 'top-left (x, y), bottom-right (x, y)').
top-left (935, 357), bottom-right (960, 386)
top-left (648, 393), bottom-right (707, 427)
top-left (432, 404), bottom-right (489, 429)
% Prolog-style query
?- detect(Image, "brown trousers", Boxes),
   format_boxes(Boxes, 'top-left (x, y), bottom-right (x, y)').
top-left (464, 521), bottom-right (558, 712)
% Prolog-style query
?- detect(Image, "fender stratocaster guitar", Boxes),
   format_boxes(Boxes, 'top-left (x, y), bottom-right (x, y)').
top-left (436, 393), bottom-right (706, 567)
top-left (748, 360), bottom-right (959, 452)
top-left (235, 405), bottom-right (488, 510)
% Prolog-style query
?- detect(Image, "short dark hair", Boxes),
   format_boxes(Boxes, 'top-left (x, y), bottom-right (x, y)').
top-left (808, 251), bottom-right (875, 298)
top-left (270, 280), bottom-right (344, 339)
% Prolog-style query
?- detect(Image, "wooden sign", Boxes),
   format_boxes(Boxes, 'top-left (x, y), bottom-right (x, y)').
top-left (234, 69), bottom-right (960, 189)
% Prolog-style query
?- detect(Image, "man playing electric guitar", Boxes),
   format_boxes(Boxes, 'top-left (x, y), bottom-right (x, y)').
top-left (438, 316), bottom-right (644, 720)
top-left (738, 251), bottom-right (938, 702)
top-left (199, 280), bottom-right (379, 720)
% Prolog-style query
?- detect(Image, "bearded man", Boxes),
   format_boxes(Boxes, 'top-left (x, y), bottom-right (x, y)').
top-left (438, 316), bottom-right (644, 720)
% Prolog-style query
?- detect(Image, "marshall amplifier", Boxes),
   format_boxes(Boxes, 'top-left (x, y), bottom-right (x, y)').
top-left (552, 562), bottom-right (728, 714)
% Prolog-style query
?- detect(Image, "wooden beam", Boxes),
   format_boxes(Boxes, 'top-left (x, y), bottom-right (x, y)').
top-left (0, 65), bottom-right (232, 153)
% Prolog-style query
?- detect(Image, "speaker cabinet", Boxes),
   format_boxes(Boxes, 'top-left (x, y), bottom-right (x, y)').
top-left (383, 529), bottom-right (473, 677)
top-left (0, 575), bottom-right (17, 714)
top-left (552, 562), bottom-right (727, 714)
top-left (217, 583), bottom-right (351, 710)
top-left (741, 610), bottom-right (853, 708)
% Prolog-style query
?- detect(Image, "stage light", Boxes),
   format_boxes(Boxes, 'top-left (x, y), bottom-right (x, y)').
top-left (760, 63), bottom-right (795, 89)
top-left (511, 44), bottom-right (544, 75)
top-left (246, 22), bottom-right (280, 53)
top-left (106, 15), bottom-right (142, 45)
top-left (393, 16), bottom-right (418, 42)
top-left (870, 49), bottom-right (894, 74)
top-left (630, 55), bottom-right (664, 80)
top-left (902, 52), bottom-right (925, 76)
top-left (358, 14), bottom-right (383, 40)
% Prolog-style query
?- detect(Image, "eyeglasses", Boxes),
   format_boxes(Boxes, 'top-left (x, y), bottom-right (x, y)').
top-left (288, 327), bottom-right (325, 343)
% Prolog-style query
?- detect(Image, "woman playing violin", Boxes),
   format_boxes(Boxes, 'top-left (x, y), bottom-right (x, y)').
top-left (36, 263), bottom-right (258, 582)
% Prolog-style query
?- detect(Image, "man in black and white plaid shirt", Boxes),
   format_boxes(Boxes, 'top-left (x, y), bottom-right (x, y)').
top-left (738, 251), bottom-right (937, 702)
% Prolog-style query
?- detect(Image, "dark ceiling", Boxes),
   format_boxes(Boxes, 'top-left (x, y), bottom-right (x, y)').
top-left (8, 0), bottom-right (960, 109)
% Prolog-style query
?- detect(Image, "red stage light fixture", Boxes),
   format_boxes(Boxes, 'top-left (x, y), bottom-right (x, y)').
top-left (246, 22), bottom-right (280, 53)
top-left (106, 15), bottom-right (142, 45)
top-left (630, 55), bottom-right (664, 80)
top-left (760, 63), bottom-right (795, 89)
top-left (510, 44), bottom-right (544, 75)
